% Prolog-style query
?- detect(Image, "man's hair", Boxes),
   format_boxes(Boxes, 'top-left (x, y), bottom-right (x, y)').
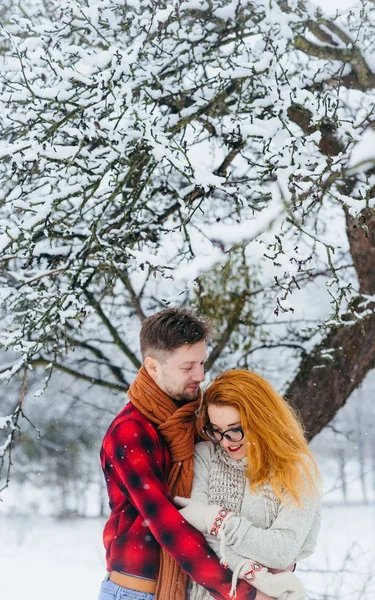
top-left (140, 307), bottom-right (210, 360)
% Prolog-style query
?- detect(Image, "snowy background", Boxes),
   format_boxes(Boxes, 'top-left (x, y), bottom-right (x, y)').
top-left (0, 450), bottom-right (374, 600)
top-left (1, 365), bottom-right (375, 600)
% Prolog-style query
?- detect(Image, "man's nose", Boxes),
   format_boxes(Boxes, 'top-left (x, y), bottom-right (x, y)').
top-left (192, 364), bottom-right (205, 382)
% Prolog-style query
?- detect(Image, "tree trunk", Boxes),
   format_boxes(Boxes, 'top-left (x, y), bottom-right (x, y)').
top-left (287, 209), bottom-right (375, 440)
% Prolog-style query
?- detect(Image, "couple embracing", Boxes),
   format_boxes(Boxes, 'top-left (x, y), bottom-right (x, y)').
top-left (99, 308), bottom-right (321, 600)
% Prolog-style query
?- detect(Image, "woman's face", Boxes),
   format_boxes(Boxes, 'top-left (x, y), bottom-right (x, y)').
top-left (207, 404), bottom-right (247, 461)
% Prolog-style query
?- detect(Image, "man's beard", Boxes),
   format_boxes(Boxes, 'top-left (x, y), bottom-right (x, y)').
top-left (171, 387), bottom-right (200, 406)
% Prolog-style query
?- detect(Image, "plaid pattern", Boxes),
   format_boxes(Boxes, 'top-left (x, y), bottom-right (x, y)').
top-left (101, 402), bottom-right (256, 600)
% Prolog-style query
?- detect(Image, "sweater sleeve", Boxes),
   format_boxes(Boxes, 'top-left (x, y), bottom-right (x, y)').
top-left (102, 420), bottom-right (255, 600)
top-left (219, 489), bottom-right (321, 569)
top-left (190, 441), bottom-right (214, 502)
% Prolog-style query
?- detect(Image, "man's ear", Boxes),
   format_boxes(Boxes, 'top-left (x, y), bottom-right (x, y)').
top-left (144, 356), bottom-right (158, 380)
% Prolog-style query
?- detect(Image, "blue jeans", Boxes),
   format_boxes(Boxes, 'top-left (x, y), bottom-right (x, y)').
top-left (98, 574), bottom-right (155, 600)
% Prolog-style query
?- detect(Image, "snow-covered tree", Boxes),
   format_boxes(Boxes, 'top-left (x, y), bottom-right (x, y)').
top-left (1, 0), bottom-right (375, 485)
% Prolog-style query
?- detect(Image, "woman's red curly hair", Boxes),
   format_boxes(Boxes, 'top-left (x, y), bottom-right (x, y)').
top-left (197, 369), bottom-right (321, 504)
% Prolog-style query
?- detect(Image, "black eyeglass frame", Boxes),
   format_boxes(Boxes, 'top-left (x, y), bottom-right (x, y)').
top-left (203, 424), bottom-right (245, 443)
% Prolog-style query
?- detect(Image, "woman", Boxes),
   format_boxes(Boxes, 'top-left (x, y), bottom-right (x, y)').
top-left (175, 369), bottom-right (321, 600)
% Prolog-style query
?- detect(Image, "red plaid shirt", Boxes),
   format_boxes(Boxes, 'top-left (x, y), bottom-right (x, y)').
top-left (101, 402), bottom-right (256, 600)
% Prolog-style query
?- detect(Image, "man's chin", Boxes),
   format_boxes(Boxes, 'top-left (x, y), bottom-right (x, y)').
top-left (174, 389), bottom-right (200, 405)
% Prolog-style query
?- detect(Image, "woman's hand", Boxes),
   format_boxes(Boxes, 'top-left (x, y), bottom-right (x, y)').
top-left (239, 561), bottom-right (305, 600)
top-left (174, 496), bottom-right (232, 534)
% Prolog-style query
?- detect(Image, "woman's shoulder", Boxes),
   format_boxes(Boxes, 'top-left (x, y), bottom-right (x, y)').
top-left (283, 452), bottom-right (322, 505)
top-left (298, 452), bottom-right (322, 487)
top-left (194, 440), bottom-right (216, 460)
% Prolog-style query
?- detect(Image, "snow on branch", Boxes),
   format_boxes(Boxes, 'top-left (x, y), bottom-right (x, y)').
top-left (0, 0), bottom-right (375, 398)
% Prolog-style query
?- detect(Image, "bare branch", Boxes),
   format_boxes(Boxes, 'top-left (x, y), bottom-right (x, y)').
top-left (32, 357), bottom-right (129, 392)
top-left (84, 291), bottom-right (141, 370)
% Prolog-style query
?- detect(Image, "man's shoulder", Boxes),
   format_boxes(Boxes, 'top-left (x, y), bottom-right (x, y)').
top-left (102, 402), bottom-right (159, 445)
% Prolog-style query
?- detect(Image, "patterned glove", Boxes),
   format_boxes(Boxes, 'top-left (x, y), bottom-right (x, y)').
top-left (174, 496), bottom-right (232, 534)
top-left (239, 561), bottom-right (306, 600)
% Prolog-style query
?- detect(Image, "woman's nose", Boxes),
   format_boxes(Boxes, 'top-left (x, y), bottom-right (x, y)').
top-left (220, 436), bottom-right (231, 448)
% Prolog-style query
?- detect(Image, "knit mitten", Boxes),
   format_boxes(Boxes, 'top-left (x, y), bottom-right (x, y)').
top-left (174, 496), bottom-right (232, 534)
top-left (239, 561), bottom-right (306, 600)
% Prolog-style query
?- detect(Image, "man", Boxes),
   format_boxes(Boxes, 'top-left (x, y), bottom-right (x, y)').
top-left (99, 307), bottom-right (256, 600)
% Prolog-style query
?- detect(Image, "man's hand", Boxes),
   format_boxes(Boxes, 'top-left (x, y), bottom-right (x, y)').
top-left (174, 496), bottom-right (232, 534)
top-left (239, 561), bottom-right (306, 600)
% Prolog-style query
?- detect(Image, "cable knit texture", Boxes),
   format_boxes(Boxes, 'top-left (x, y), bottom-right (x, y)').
top-left (128, 366), bottom-right (201, 600)
top-left (209, 445), bottom-right (248, 513)
top-left (209, 446), bottom-right (281, 527)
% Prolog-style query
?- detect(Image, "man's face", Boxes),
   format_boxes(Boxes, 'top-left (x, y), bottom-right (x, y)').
top-left (146, 340), bottom-right (206, 404)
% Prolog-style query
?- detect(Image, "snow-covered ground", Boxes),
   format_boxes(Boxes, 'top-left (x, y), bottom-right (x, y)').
top-left (302, 504), bottom-right (375, 600)
top-left (0, 515), bottom-right (105, 599)
top-left (1, 452), bottom-right (374, 600)
top-left (0, 502), bottom-right (374, 600)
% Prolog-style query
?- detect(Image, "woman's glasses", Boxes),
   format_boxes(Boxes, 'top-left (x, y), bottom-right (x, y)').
top-left (203, 424), bottom-right (244, 443)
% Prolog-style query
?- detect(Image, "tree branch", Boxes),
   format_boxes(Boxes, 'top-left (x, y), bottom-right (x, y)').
top-left (286, 304), bottom-right (375, 440)
top-left (206, 292), bottom-right (247, 371)
top-left (345, 208), bottom-right (375, 295)
top-left (84, 291), bottom-right (142, 370)
top-left (65, 332), bottom-right (129, 385)
top-left (287, 206), bottom-right (375, 438)
top-left (294, 33), bottom-right (375, 90)
top-left (32, 358), bottom-right (129, 392)
top-left (116, 270), bottom-right (146, 322)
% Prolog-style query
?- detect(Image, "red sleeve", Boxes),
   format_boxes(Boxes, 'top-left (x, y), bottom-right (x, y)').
top-left (103, 418), bottom-right (256, 600)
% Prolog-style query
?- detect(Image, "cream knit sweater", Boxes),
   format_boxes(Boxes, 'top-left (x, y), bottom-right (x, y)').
top-left (189, 441), bottom-right (321, 600)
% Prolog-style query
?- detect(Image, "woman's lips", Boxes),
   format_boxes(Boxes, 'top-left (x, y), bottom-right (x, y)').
top-left (228, 445), bottom-right (242, 453)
